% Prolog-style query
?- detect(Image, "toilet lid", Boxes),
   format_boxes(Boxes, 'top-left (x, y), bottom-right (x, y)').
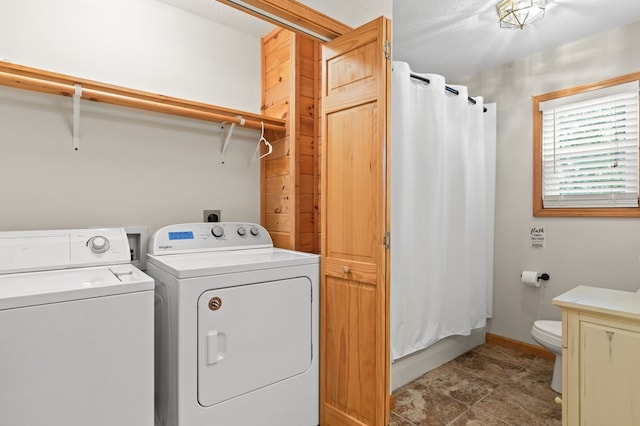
top-left (535, 320), bottom-right (562, 336)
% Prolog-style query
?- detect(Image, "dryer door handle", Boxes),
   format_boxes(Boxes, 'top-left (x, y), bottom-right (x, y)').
top-left (205, 330), bottom-right (227, 366)
top-left (206, 330), bottom-right (220, 365)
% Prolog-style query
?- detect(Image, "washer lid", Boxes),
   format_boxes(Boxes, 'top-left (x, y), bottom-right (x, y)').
top-left (147, 248), bottom-right (319, 278)
top-left (0, 265), bottom-right (153, 310)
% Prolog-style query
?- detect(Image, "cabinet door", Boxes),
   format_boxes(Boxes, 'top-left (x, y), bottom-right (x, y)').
top-left (320, 16), bottom-right (391, 426)
top-left (579, 319), bottom-right (640, 425)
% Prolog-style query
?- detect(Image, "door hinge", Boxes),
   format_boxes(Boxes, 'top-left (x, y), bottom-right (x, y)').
top-left (383, 231), bottom-right (391, 249)
top-left (383, 40), bottom-right (391, 60)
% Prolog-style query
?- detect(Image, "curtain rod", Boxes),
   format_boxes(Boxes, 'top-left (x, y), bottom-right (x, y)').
top-left (410, 73), bottom-right (487, 113)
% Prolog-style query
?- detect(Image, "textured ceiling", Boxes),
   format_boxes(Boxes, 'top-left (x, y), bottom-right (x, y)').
top-left (393, 0), bottom-right (640, 80)
top-left (159, 0), bottom-right (640, 81)
top-left (158, 0), bottom-right (274, 37)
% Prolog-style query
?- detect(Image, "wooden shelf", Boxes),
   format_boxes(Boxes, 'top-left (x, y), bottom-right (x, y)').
top-left (0, 61), bottom-right (286, 132)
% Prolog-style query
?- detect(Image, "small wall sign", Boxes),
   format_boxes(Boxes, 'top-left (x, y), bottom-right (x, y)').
top-left (530, 226), bottom-right (545, 250)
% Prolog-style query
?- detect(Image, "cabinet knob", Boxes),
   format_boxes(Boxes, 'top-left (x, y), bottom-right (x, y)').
top-left (554, 396), bottom-right (562, 405)
top-left (342, 266), bottom-right (350, 274)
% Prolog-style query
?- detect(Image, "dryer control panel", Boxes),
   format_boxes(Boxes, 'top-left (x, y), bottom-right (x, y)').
top-left (148, 222), bottom-right (273, 256)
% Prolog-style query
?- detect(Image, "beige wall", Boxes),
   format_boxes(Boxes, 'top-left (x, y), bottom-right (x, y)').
top-left (458, 21), bottom-right (640, 343)
top-left (0, 0), bottom-right (262, 111)
top-left (0, 87), bottom-right (260, 234)
top-left (0, 0), bottom-right (263, 236)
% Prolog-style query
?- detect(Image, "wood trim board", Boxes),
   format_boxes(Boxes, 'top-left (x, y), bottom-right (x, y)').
top-left (486, 333), bottom-right (555, 360)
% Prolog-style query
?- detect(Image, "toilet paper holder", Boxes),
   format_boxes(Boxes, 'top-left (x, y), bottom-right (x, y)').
top-left (521, 271), bottom-right (550, 288)
top-left (520, 271), bottom-right (551, 284)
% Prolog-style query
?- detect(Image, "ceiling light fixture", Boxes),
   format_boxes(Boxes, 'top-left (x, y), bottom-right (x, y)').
top-left (497, 0), bottom-right (546, 29)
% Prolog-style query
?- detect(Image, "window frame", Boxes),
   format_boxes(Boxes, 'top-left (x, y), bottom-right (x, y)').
top-left (533, 72), bottom-right (640, 217)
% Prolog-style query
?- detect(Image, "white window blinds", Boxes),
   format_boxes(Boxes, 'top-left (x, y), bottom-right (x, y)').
top-left (540, 81), bottom-right (639, 208)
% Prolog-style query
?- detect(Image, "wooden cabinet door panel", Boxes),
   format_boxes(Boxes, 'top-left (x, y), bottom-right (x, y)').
top-left (326, 102), bottom-right (380, 264)
top-left (324, 276), bottom-right (378, 423)
top-left (321, 17), bottom-right (391, 426)
top-left (580, 320), bottom-right (640, 425)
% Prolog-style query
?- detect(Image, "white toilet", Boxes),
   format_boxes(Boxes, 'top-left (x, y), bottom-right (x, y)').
top-left (531, 320), bottom-right (563, 393)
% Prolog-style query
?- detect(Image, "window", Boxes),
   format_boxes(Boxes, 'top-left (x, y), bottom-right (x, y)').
top-left (533, 74), bottom-right (640, 217)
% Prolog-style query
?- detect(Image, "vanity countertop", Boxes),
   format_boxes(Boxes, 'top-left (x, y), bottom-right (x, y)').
top-left (553, 285), bottom-right (640, 321)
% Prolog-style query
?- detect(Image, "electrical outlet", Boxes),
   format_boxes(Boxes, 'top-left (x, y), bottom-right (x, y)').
top-left (203, 210), bottom-right (221, 222)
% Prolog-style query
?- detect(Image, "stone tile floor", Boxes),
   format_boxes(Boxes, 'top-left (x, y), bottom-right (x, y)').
top-left (390, 343), bottom-right (562, 425)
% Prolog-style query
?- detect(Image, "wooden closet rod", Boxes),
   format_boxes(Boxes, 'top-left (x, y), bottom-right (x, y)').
top-left (0, 61), bottom-right (285, 132)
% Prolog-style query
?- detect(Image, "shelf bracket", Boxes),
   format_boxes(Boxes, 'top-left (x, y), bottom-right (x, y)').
top-left (220, 115), bottom-right (245, 164)
top-left (72, 84), bottom-right (82, 151)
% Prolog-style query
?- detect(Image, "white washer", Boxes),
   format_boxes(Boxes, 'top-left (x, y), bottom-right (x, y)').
top-left (0, 228), bottom-right (154, 426)
top-left (147, 222), bottom-right (319, 426)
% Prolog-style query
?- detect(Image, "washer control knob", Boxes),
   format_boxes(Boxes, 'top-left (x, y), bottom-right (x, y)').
top-left (211, 226), bottom-right (224, 238)
top-left (88, 236), bottom-right (110, 254)
top-left (237, 226), bottom-right (247, 236)
top-left (250, 226), bottom-right (260, 236)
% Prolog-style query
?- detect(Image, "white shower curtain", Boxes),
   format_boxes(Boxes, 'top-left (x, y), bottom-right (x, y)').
top-left (390, 61), bottom-right (496, 361)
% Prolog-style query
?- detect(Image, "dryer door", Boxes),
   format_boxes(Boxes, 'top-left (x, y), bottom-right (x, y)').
top-left (197, 277), bottom-right (312, 406)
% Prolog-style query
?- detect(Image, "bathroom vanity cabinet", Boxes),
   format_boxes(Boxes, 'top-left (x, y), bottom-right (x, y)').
top-left (553, 286), bottom-right (640, 426)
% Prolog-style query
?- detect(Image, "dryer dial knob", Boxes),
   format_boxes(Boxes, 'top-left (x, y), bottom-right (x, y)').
top-left (237, 226), bottom-right (247, 236)
top-left (88, 236), bottom-right (110, 254)
top-left (211, 226), bottom-right (224, 238)
top-left (250, 226), bottom-right (260, 236)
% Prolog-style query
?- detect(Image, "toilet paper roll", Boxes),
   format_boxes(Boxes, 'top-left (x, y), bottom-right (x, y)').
top-left (521, 271), bottom-right (541, 287)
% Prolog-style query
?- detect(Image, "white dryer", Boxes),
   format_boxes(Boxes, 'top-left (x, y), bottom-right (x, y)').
top-left (0, 228), bottom-right (154, 426)
top-left (146, 222), bottom-right (319, 426)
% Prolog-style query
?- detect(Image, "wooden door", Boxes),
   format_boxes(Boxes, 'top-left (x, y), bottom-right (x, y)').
top-left (320, 17), bottom-right (391, 426)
